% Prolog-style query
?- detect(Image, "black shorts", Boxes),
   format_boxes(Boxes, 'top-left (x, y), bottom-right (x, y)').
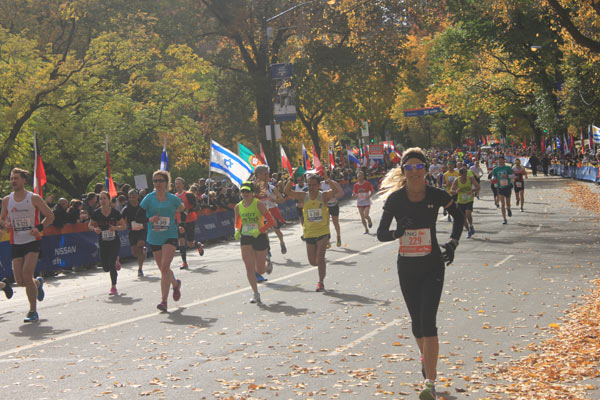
top-left (149, 238), bottom-right (178, 252)
top-left (498, 187), bottom-right (512, 198)
top-left (514, 182), bottom-right (525, 193)
top-left (240, 233), bottom-right (269, 251)
top-left (305, 234), bottom-right (330, 245)
top-left (178, 221), bottom-right (196, 242)
top-left (458, 202), bottom-right (473, 212)
top-left (128, 230), bottom-right (146, 246)
top-left (474, 176), bottom-right (481, 184)
top-left (327, 204), bottom-right (339, 217)
top-left (11, 240), bottom-right (42, 259)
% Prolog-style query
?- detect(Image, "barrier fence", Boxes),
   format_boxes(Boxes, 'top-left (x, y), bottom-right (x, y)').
top-left (504, 155), bottom-right (599, 183)
top-left (0, 177), bottom-right (381, 280)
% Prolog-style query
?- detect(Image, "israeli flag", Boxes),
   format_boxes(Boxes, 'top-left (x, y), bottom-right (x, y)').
top-left (160, 139), bottom-right (169, 171)
top-left (210, 140), bottom-right (252, 188)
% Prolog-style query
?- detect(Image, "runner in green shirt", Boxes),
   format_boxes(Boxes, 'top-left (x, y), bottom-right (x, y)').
top-left (491, 155), bottom-right (514, 224)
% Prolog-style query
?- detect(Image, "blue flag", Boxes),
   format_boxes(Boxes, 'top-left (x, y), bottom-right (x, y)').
top-left (160, 139), bottom-right (169, 171)
top-left (210, 140), bottom-right (252, 188)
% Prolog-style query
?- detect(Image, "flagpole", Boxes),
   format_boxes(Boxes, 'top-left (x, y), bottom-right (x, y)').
top-left (207, 139), bottom-right (213, 191)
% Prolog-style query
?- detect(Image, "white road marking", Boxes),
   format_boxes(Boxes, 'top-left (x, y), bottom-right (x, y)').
top-left (494, 255), bottom-right (514, 267)
top-left (327, 318), bottom-right (402, 356)
top-left (0, 241), bottom-right (393, 358)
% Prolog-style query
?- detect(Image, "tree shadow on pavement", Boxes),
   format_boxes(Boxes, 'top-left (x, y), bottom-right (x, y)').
top-left (258, 301), bottom-right (309, 316)
top-left (161, 307), bottom-right (217, 328)
top-left (10, 322), bottom-right (70, 340)
top-left (322, 290), bottom-right (391, 306)
top-left (105, 294), bottom-right (143, 306)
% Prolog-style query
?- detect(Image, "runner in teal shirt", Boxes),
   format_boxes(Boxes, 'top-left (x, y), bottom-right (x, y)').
top-left (140, 190), bottom-right (183, 246)
top-left (491, 155), bottom-right (514, 224)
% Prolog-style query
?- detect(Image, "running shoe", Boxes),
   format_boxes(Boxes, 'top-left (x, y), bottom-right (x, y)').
top-left (316, 282), bottom-right (325, 292)
top-left (36, 277), bottom-right (45, 301)
top-left (23, 311), bottom-right (39, 323)
top-left (419, 380), bottom-right (437, 400)
top-left (280, 242), bottom-right (287, 254)
top-left (469, 225), bottom-right (475, 235)
top-left (516, 198), bottom-right (520, 206)
top-left (520, 207), bottom-right (524, 212)
top-left (197, 244), bottom-right (204, 256)
top-left (109, 287), bottom-right (118, 296)
top-left (138, 269), bottom-right (144, 277)
top-left (364, 228), bottom-right (369, 234)
top-left (249, 292), bottom-right (261, 304)
top-left (266, 256), bottom-right (273, 275)
top-left (256, 273), bottom-right (267, 283)
top-left (507, 208), bottom-right (512, 217)
top-left (495, 203), bottom-right (499, 208)
top-left (466, 231), bottom-right (472, 239)
top-left (368, 219), bottom-right (373, 228)
top-left (157, 301), bottom-right (168, 312)
top-left (336, 237), bottom-right (341, 247)
top-left (180, 262), bottom-right (189, 270)
top-left (173, 279), bottom-right (182, 301)
top-left (115, 258), bottom-right (121, 271)
top-left (503, 219), bottom-right (507, 225)
top-left (1, 278), bottom-right (13, 299)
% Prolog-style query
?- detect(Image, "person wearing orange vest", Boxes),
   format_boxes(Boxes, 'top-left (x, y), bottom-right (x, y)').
top-left (174, 177), bottom-right (203, 270)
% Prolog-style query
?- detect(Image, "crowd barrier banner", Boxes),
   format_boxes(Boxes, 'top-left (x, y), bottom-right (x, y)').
top-left (550, 163), bottom-right (599, 182)
top-left (0, 177), bottom-right (383, 280)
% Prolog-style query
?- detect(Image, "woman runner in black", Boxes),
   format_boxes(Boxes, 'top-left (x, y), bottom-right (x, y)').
top-left (377, 147), bottom-right (464, 400)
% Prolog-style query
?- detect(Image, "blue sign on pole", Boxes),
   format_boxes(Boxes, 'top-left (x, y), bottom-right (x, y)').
top-left (270, 63), bottom-right (293, 79)
top-left (403, 107), bottom-right (443, 117)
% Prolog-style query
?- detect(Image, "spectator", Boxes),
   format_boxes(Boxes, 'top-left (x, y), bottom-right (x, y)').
top-left (51, 198), bottom-right (69, 228)
top-left (45, 193), bottom-right (56, 209)
top-left (94, 183), bottom-right (104, 194)
top-left (66, 199), bottom-right (84, 224)
top-left (197, 178), bottom-right (207, 195)
top-left (82, 192), bottom-right (98, 221)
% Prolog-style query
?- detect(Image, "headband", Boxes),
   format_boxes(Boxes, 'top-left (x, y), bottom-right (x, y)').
top-left (401, 152), bottom-right (428, 166)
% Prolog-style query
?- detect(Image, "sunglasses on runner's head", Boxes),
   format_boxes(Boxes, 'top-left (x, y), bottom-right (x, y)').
top-left (153, 179), bottom-right (166, 183)
top-left (403, 163), bottom-right (426, 171)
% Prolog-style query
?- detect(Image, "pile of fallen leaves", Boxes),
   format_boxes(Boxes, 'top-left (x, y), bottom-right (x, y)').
top-left (483, 279), bottom-right (600, 399)
top-left (566, 182), bottom-right (600, 215)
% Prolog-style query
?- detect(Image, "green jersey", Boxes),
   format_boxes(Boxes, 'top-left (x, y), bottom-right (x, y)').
top-left (492, 165), bottom-right (514, 189)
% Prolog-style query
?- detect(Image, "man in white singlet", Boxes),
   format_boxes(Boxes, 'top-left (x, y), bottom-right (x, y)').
top-left (0, 168), bottom-right (54, 322)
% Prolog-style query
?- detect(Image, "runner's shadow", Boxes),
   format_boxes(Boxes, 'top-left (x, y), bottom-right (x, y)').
top-left (138, 275), bottom-right (161, 282)
top-left (0, 310), bottom-right (13, 323)
top-left (265, 282), bottom-right (311, 294)
top-left (276, 259), bottom-right (305, 269)
top-left (160, 307), bottom-right (217, 328)
top-left (10, 322), bottom-right (70, 340)
top-left (322, 290), bottom-right (390, 306)
top-left (105, 294), bottom-right (143, 306)
top-left (190, 266), bottom-right (218, 275)
top-left (329, 260), bottom-right (358, 267)
top-left (258, 301), bottom-right (308, 316)
top-left (329, 248), bottom-right (362, 255)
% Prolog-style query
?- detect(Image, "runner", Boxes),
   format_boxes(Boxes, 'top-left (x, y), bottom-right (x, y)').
top-left (469, 160), bottom-right (484, 199)
top-left (491, 155), bottom-right (514, 224)
top-left (234, 181), bottom-right (276, 304)
top-left (376, 148), bottom-right (464, 400)
top-left (121, 189), bottom-right (147, 277)
top-left (254, 165), bottom-right (287, 255)
top-left (0, 168), bottom-right (55, 322)
top-left (89, 191), bottom-right (127, 295)
top-left (320, 169), bottom-right (342, 247)
top-left (428, 159), bottom-right (442, 189)
top-left (285, 173), bottom-right (342, 291)
top-left (443, 162), bottom-right (460, 221)
top-left (138, 170), bottom-right (185, 312)
top-left (512, 158), bottom-right (528, 212)
top-left (352, 170), bottom-right (375, 234)
top-left (451, 168), bottom-right (480, 238)
top-left (174, 177), bottom-right (203, 270)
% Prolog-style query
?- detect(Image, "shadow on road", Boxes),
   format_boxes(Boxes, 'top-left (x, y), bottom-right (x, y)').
top-left (258, 300), bottom-right (308, 316)
top-left (105, 294), bottom-right (143, 306)
top-left (161, 307), bottom-right (217, 327)
top-left (189, 266), bottom-right (218, 275)
top-left (322, 290), bottom-right (390, 306)
top-left (265, 282), bottom-right (311, 294)
top-left (10, 322), bottom-right (70, 340)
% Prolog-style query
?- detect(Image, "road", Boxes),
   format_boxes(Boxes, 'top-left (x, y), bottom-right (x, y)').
top-left (0, 175), bottom-right (598, 399)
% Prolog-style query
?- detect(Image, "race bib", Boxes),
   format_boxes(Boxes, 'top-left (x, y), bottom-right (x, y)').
top-left (306, 208), bottom-right (323, 222)
top-left (12, 217), bottom-right (32, 232)
top-left (398, 229), bottom-right (432, 257)
top-left (242, 223), bottom-right (258, 235)
top-left (101, 230), bottom-right (116, 241)
top-left (460, 193), bottom-right (471, 202)
top-left (447, 176), bottom-right (456, 183)
top-left (131, 221), bottom-right (143, 231)
top-left (358, 192), bottom-right (369, 199)
top-left (152, 216), bottom-right (170, 232)
top-left (499, 178), bottom-right (509, 187)
top-left (515, 182), bottom-right (522, 188)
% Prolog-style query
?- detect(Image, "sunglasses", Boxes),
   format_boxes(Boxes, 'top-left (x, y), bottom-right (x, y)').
top-left (153, 179), bottom-right (166, 183)
top-left (403, 163), bottom-right (426, 171)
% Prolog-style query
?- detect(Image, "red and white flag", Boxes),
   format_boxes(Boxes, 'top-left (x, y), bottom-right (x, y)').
top-left (33, 132), bottom-right (47, 198)
top-left (259, 142), bottom-right (269, 167)
top-left (105, 134), bottom-right (118, 198)
top-left (312, 145), bottom-right (323, 176)
top-left (328, 144), bottom-right (335, 171)
top-left (280, 144), bottom-right (293, 176)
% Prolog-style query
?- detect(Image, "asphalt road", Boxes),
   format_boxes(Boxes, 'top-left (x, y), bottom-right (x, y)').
top-left (0, 174), bottom-right (598, 399)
